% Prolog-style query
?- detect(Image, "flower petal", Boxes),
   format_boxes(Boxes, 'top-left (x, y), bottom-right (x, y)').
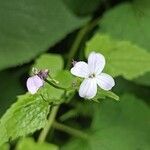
top-left (88, 52), bottom-right (105, 75)
top-left (79, 78), bottom-right (97, 99)
top-left (96, 73), bottom-right (115, 90)
top-left (71, 61), bottom-right (89, 78)
top-left (26, 75), bottom-right (44, 94)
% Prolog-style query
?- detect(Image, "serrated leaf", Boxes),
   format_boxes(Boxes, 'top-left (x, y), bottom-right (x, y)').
top-left (16, 138), bottom-right (58, 150)
top-left (100, 0), bottom-right (150, 50)
top-left (33, 54), bottom-right (64, 77)
top-left (62, 94), bottom-right (150, 150)
top-left (0, 122), bottom-right (8, 146)
top-left (99, 0), bottom-right (150, 85)
top-left (63, 0), bottom-right (101, 16)
top-left (0, 0), bottom-right (87, 70)
top-left (0, 93), bottom-right (50, 145)
top-left (85, 34), bottom-right (150, 80)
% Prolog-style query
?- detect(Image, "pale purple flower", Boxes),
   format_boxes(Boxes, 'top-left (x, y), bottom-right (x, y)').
top-left (26, 69), bottom-right (49, 94)
top-left (71, 52), bottom-right (115, 99)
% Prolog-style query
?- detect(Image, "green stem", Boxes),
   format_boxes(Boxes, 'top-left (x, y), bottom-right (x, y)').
top-left (59, 109), bottom-right (78, 122)
top-left (53, 121), bottom-right (88, 139)
top-left (66, 18), bottom-right (99, 69)
top-left (66, 25), bottom-right (88, 69)
top-left (38, 105), bottom-right (59, 143)
top-left (45, 79), bottom-right (66, 91)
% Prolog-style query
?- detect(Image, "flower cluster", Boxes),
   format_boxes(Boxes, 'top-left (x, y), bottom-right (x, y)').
top-left (26, 52), bottom-right (115, 99)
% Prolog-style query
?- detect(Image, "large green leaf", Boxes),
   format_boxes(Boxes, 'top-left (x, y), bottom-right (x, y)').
top-left (63, 0), bottom-right (101, 16)
top-left (0, 93), bottom-right (50, 145)
top-left (99, 0), bottom-right (150, 85)
top-left (62, 94), bottom-right (150, 150)
top-left (0, 69), bottom-right (25, 117)
top-left (85, 34), bottom-right (150, 80)
top-left (16, 138), bottom-right (58, 150)
top-left (0, 0), bottom-right (87, 70)
top-left (99, 0), bottom-right (150, 50)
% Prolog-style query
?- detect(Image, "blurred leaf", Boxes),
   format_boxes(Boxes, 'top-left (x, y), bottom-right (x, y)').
top-left (16, 138), bottom-right (58, 150)
top-left (63, 0), bottom-right (101, 16)
top-left (133, 72), bottom-right (150, 86)
top-left (0, 0), bottom-right (88, 70)
top-left (62, 94), bottom-right (150, 150)
top-left (0, 144), bottom-right (9, 150)
top-left (85, 34), bottom-right (150, 80)
top-left (0, 70), bottom-right (25, 117)
top-left (33, 54), bottom-right (64, 77)
top-left (0, 93), bottom-right (50, 145)
top-left (100, 0), bottom-right (150, 50)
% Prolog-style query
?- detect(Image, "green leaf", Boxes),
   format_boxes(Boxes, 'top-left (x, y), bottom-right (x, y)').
top-left (33, 54), bottom-right (75, 104)
top-left (33, 54), bottom-right (64, 77)
top-left (0, 122), bottom-right (8, 146)
top-left (62, 94), bottom-right (150, 150)
top-left (99, 0), bottom-right (150, 51)
top-left (0, 0), bottom-right (87, 70)
top-left (93, 89), bottom-right (119, 102)
top-left (99, 0), bottom-right (150, 85)
top-left (63, 0), bottom-right (101, 16)
top-left (0, 144), bottom-right (9, 150)
top-left (16, 138), bottom-right (58, 150)
top-left (55, 70), bottom-right (74, 89)
top-left (39, 70), bottom-right (75, 104)
top-left (0, 70), bottom-right (25, 117)
top-left (133, 72), bottom-right (150, 86)
top-left (85, 34), bottom-right (150, 80)
top-left (39, 83), bottom-right (64, 104)
top-left (0, 93), bottom-right (50, 145)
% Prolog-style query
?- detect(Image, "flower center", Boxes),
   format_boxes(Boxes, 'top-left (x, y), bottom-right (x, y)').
top-left (89, 73), bottom-right (96, 78)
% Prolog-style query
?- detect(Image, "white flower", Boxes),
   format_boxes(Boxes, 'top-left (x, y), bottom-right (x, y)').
top-left (71, 52), bottom-right (115, 99)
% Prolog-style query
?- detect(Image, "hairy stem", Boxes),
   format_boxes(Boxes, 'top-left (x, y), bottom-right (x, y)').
top-left (53, 121), bottom-right (88, 139)
top-left (38, 105), bottom-right (59, 142)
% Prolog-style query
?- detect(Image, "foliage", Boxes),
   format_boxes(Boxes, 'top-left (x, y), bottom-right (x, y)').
top-left (62, 94), bottom-right (150, 150)
top-left (0, 94), bottom-right (50, 143)
top-left (0, 0), bottom-right (87, 70)
top-left (0, 0), bottom-right (150, 149)
top-left (16, 138), bottom-right (58, 150)
top-left (85, 34), bottom-right (150, 80)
